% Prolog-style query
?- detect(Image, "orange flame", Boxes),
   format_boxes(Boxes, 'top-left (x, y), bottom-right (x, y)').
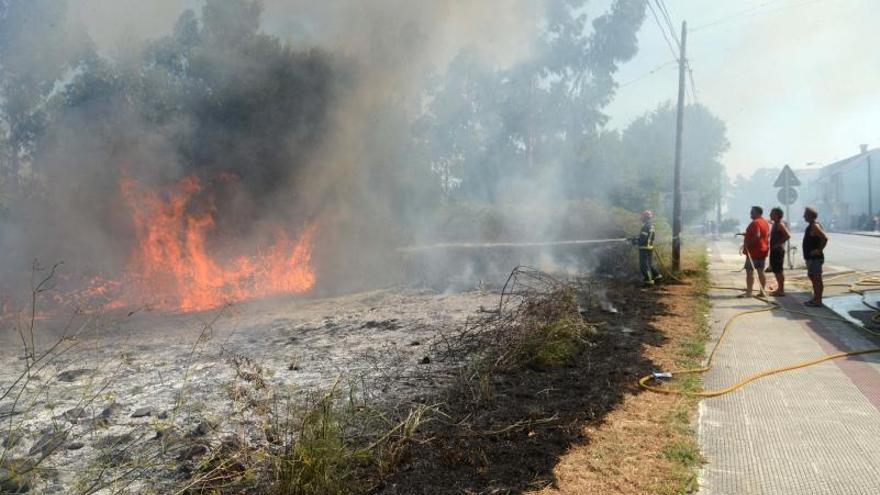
top-left (114, 175), bottom-right (316, 312)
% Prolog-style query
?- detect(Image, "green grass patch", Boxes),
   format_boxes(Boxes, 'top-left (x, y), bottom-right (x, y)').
top-left (662, 438), bottom-right (702, 467)
top-left (666, 238), bottom-right (711, 494)
top-left (271, 392), bottom-right (368, 495)
top-left (671, 372), bottom-right (703, 396)
top-left (659, 436), bottom-right (702, 495)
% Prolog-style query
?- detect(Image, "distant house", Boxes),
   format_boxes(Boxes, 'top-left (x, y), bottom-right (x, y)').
top-left (805, 145), bottom-right (880, 230)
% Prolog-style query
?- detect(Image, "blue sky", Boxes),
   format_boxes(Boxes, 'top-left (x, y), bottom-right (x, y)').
top-left (604, 0), bottom-right (880, 179)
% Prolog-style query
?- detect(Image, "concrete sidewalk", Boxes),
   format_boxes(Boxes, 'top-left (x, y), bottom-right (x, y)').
top-left (698, 240), bottom-right (880, 495)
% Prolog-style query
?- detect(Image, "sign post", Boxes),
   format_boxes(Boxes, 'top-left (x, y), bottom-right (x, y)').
top-left (774, 165), bottom-right (801, 269)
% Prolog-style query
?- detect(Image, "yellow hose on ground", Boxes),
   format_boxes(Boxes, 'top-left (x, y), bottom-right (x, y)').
top-left (641, 253), bottom-right (880, 397)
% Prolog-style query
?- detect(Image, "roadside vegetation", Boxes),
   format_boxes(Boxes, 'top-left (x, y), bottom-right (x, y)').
top-left (2, 238), bottom-right (712, 495)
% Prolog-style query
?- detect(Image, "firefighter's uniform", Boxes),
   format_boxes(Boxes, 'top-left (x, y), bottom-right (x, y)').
top-left (632, 216), bottom-right (663, 286)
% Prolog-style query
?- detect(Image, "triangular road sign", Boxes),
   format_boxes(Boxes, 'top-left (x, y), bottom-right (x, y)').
top-left (774, 165), bottom-right (801, 187)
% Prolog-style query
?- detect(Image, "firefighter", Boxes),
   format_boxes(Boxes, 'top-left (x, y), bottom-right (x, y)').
top-left (631, 210), bottom-right (663, 286)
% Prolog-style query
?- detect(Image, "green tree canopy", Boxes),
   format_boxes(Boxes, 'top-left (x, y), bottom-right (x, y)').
top-left (417, 0), bottom-right (648, 202)
top-left (608, 102), bottom-right (729, 222)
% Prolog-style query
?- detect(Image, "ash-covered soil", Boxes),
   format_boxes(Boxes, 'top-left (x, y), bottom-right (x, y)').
top-left (0, 287), bottom-right (498, 494)
top-left (0, 242), bottom-right (654, 495)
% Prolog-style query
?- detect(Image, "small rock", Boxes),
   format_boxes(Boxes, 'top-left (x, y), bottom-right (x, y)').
top-left (56, 369), bottom-right (94, 383)
top-left (157, 411), bottom-right (169, 420)
top-left (419, 356), bottom-right (431, 365)
top-left (62, 407), bottom-right (86, 423)
top-left (189, 420), bottom-right (216, 438)
top-left (409, 341), bottom-right (421, 346)
top-left (130, 407), bottom-right (153, 418)
top-left (176, 444), bottom-right (208, 461)
top-left (66, 442), bottom-right (84, 451)
top-left (0, 403), bottom-right (21, 419)
top-left (100, 403), bottom-right (123, 419)
top-left (28, 431), bottom-right (67, 458)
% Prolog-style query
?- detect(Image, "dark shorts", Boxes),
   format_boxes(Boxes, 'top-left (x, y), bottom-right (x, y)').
top-left (744, 257), bottom-right (766, 271)
top-left (806, 258), bottom-right (824, 277)
top-left (768, 250), bottom-right (785, 274)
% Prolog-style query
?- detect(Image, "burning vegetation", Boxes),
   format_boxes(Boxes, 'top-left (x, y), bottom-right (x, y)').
top-left (116, 175), bottom-right (316, 312)
top-left (0, 0), bottom-right (725, 493)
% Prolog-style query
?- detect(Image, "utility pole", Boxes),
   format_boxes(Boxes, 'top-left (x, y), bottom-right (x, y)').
top-left (672, 21), bottom-right (687, 271)
top-left (716, 171), bottom-right (722, 229)
top-left (869, 153), bottom-right (874, 225)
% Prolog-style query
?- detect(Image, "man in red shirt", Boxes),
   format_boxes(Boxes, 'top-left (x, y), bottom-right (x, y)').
top-left (740, 206), bottom-right (770, 297)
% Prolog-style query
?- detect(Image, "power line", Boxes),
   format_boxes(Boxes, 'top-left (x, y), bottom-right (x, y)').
top-left (654, 0), bottom-right (680, 49)
top-left (651, 1), bottom-right (698, 105)
top-left (583, 60), bottom-right (675, 108)
top-left (691, 0), bottom-right (793, 31)
top-left (646, 0), bottom-right (679, 62)
top-left (692, 0), bottom-right (832, 33)
top-left (617, 60), bottom-right (677, 89)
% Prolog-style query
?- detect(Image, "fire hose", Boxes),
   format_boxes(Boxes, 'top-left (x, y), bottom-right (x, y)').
top-left (397, 234), bottom-right (880, 397)
top-left (395, 238), bottom-right (628, 253)
top-left (641, 238), bottom-right (880, 398)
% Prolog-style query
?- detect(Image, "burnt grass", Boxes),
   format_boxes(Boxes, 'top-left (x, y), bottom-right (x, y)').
top-left (380, 280), bottom-right (672, 494)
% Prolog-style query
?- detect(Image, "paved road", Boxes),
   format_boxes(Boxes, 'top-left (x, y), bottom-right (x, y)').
top-left (698, 238), bottom-right (880, 495)
top-left (823, 233), bottom-right (880, 273)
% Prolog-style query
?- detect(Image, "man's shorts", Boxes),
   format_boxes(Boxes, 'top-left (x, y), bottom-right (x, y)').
top-left (744, 257), bottom-right (766, 272)
top-left (806, 258), bottom-right (824, 277)
top-left (768, 250), bottom-right (785, 274)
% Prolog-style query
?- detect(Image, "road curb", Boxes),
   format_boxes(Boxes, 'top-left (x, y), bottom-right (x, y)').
top-left (834, 231), bottom-right (880, 238)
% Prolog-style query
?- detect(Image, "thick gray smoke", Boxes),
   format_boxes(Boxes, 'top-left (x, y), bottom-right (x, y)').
top-left (0, 0), bottom-right (647, 305)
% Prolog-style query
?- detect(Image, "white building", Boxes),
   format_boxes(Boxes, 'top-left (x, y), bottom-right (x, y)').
top-left (805, 145), bottom-right (880, 230)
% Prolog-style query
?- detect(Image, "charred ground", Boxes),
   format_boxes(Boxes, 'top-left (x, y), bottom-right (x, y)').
top-left (0, 242), bottom-right (711, 495)
top-left (379, 273), bottom-right (676, 494)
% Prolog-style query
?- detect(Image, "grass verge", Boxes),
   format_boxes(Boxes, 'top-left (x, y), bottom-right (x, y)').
top-left (532, 239), bottom-right (711, 495)
top-left (659, 242), bottom-right (710, 494)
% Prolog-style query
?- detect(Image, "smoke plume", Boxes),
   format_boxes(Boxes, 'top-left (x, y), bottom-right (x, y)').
top-left (0, 0), bottom-right (647, 307)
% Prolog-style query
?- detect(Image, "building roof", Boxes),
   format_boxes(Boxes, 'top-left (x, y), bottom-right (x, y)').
top-left (816, 148), bottom-right (880, 179)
